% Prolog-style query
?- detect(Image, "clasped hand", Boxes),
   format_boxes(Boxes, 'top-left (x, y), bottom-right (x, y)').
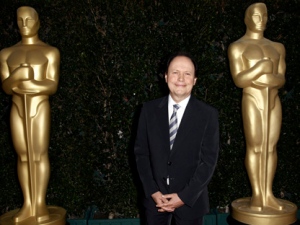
top-left (152, 191), bottom-right (184, 212)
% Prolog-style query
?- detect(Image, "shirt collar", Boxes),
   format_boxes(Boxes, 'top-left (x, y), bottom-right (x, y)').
top-left (168, 95), bottom-right (191, 109)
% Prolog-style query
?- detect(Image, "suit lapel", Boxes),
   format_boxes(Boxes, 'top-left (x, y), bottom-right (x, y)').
top-left (156, 97), bottom-right (170, 153)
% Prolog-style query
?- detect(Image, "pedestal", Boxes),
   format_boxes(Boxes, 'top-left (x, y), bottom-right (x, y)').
top-left (228, 215), bottom-right (300, 225)
top-left (0, 206), bottom-right (66, 225)
top-left (231, 197), bottom-right (297, 225)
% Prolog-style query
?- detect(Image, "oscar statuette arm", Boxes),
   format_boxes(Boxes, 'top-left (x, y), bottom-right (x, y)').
top-left (0, 53), bottom-right (34, 95)
top-left (16, 47), bottom-right (60, 95)
top-left (271, 42), bottom-right (286, 88)
top-left (228, 43), bottom-right (273, 88)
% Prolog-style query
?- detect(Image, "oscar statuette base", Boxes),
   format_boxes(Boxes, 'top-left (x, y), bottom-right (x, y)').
top-left (0, 206), bottom-right (66, 225)
top-left (231, 197), bottom-right (297, 225)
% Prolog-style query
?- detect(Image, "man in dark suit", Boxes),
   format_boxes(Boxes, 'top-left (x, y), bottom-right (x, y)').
top-left (134, 52), bottom-right (219, 225)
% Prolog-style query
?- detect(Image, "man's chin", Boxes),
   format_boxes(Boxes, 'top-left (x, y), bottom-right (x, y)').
top-left (171, 92), bottom-right (190, 100)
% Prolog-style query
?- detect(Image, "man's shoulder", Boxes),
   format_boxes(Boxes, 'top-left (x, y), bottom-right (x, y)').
top-left (143, 96), bottom-right (167, 107)
top-left (190, 96), bottom-right (218, 114)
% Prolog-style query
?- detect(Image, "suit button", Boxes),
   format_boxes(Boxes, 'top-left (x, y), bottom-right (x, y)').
top-left (167, 161), bottom-right (172, 166)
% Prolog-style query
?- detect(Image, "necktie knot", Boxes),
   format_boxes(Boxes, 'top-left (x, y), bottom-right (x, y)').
top-left (173, 104), bottom-right (180, 112)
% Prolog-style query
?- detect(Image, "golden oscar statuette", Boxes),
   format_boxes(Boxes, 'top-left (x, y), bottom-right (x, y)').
top-left (228, 3), bottom-right (297, 225)
top-left (0, 6), bottom-right (66, 225)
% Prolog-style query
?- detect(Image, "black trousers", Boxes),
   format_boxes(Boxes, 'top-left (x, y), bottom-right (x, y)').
top-left (145, 210), bottom-right (203, 225)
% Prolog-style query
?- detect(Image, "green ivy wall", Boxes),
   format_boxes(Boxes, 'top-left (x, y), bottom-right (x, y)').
top-left (0, 0), bottom-right (299, 218)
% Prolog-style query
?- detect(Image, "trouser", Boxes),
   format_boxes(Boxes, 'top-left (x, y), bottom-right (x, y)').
top-left (145, 209), bottom-right (203, 225)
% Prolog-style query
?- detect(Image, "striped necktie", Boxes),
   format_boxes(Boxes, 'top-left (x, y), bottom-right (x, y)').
top-left (169, 104), bottom-right (180, 150)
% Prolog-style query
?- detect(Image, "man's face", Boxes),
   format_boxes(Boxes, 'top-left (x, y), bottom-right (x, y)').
top-left (165, 56), bottom-right (197, 103)
top-left (17, 7), bottom-right (40, 37)
top-left (246, 4), bottom-right (268, 32)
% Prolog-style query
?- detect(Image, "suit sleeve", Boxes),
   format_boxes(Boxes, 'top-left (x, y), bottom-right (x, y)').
top-left (134, 104), bottom-right (159, 197)
top-left (178, 108), bottom-right (219, 207)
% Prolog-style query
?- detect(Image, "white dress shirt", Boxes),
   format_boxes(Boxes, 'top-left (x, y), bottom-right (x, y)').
top-left (168, 95), bottom-right (190, 128)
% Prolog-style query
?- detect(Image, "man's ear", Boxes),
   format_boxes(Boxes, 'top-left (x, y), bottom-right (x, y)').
top-left (165, 73), bottom-right (168, 83)
top-left (193, 78), bottom-right (197, 85)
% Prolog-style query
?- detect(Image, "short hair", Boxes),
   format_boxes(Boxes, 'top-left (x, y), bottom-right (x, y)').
top-left (165, 52), bottom-right (198, 77)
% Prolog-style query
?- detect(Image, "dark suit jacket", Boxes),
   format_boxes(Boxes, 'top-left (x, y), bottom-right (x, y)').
top-left (134, 95), bottom-right (219, 219)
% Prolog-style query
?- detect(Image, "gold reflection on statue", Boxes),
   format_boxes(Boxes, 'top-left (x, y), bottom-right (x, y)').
top-left (228, 3), bottom-right (297, 225)
top-left (0, 6), bottom-right (65, 225)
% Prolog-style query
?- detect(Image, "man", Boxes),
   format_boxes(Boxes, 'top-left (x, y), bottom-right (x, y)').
top-left (228, 3), bottom-right (285, 211)
top-left (0, 6), bottom-right (60, 222)
top-left (134, 52), bottom-right (219, 225)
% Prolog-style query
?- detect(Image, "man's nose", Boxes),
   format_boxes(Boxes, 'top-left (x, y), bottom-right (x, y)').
top-left (178, 73), bottom-right (184, 81)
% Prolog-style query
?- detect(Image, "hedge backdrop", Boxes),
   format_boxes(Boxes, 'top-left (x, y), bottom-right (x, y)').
top-left (0, 0), bottom-right (299, 219)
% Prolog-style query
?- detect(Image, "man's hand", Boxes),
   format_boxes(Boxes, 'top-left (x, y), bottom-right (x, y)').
top-left (156, 193), bottom-right (184, 212)
top-left (151, 191), bottom-right (169, 208)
